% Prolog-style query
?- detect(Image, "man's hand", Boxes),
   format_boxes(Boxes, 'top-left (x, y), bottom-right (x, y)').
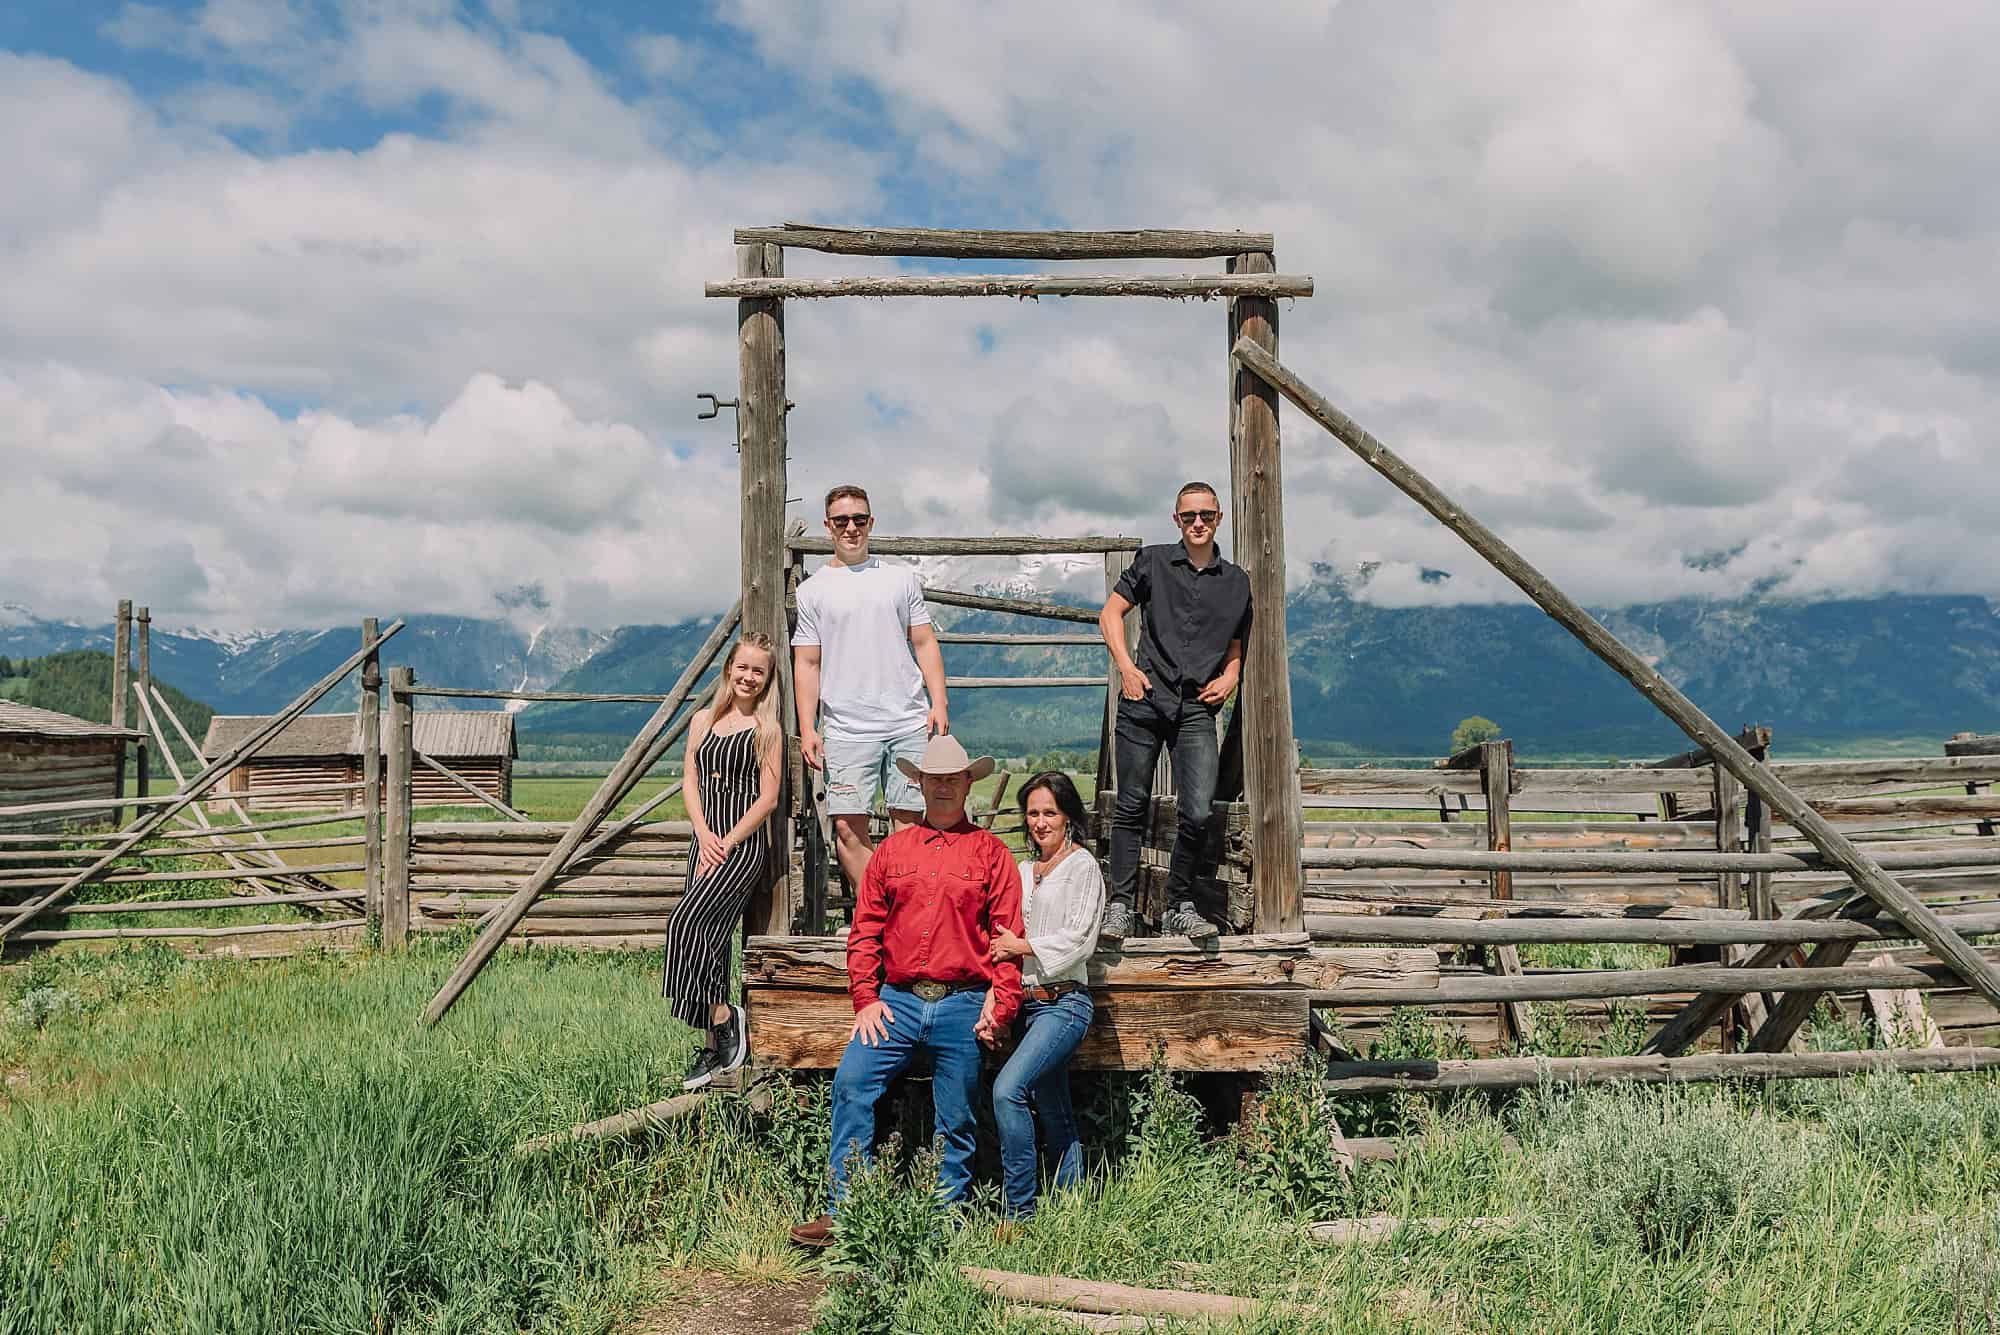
top-left (801, 726), bottom-right (824, 771)
top-left (1118, 664), bottom-right (1152, 701)
top-left (974, 991), bottom-right (1002, 1048)
top-left (989, 925), bottom-right (1030, 963)
top-left (1196, 670), bottom-right (1238, 707)
top-left (695, 830), bottom-right (731, 875)
top-left (927, 702), bottom-right (949, 738)
top-left (850, 1000), bottom-right (894, 1047)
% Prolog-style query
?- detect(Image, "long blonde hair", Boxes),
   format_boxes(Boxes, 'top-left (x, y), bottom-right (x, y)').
top-left (704, 632), bottom-right (782, 765)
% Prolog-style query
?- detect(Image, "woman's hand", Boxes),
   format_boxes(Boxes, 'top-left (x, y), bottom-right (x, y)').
top-left (695, 830), bottom-right (732, 874)
top-left (989, 924), bottom-right (1031, 962)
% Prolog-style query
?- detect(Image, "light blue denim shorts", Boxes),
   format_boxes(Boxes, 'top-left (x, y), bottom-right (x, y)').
top-left (822, 724), bottom-right (930, 816)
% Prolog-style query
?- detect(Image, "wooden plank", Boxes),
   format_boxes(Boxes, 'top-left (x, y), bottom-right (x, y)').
top-left (0, 861), bottom-right (366, 890)
top-left (419, 605), bottom-right (740, 1024)
top-left (1863, 952), bottom-right (1946, 1047)
top-left (55, 889), bottom-right (360, 914)
top-left (1320, 1046), bottom-right (2000, 1093)
top-left (1947, 733), bottom-right (2000, 757)
top-left (742, 935), bottom-right (1437, 992)
top-left (413, 820), bottom-right (695, 840)
top-left (403, 687), bottom-right (679, 703)
top-left (1229, 251), bottom-right (1302, 934)
top-left (733, 223), bottom-right (1276, 259)
top-left (960, 1267), bottom-right (1260, 1321)
top-left (706, 273), bottom-right (1314, 300)
top-left (0, 622), bottom-right (404, 942)
top-left (921, 585), bottom-right (1100, 624)
top-left (12, 918), bottom-right (363, 944)
top-left (110, 599), bottom-right (130, 829)
top-left (937, 631), bottom-right (1104, 646)
top-left (746, 985), bottom-right (1307, 1071)
top-left (789, 534), bottom-right (1141, 556)
top-left (944, 676), bottom-right (1106, 689)
top-left (1308, 907), bottom-right (2000, 948)
top-left (1316, 959), bottom-right (1966, 1007)
top-left (1301, 847), bottom-right (2000, 874)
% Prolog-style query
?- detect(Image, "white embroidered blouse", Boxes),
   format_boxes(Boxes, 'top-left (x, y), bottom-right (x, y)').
top-left (1016, 849), bottom-right (1106, 988)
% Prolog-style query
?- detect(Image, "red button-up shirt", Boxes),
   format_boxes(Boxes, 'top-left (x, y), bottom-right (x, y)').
top-left (847, 817), bottom-right (1024, 1028)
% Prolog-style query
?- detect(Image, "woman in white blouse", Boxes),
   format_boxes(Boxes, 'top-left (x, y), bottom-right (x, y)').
top-left (986, 770), bottom-right (1106, 1221)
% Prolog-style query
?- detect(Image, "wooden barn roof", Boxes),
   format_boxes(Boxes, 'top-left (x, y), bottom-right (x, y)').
top-left (201, 710), bottom-right (515, 761)
top-left (0, 699), bottom-right (144, 740)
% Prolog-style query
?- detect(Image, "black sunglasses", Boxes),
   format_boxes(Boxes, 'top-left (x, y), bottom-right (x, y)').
top-left (1175, 509), bottom-right (1221, 526)
top-left (827, 514), bottom-right (873, 530)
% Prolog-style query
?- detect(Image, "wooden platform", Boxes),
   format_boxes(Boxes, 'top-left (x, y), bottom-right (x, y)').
top-left (742, 933), bottom-right (1439, 1072)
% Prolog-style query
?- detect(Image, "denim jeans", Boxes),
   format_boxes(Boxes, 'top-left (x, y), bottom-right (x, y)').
top-left (827, 983), bottom-right (985, 1207)
top-left (1108, 689), bottom-right (1221, 910)
top-left (992, 989), bottom-right (1094, 1220)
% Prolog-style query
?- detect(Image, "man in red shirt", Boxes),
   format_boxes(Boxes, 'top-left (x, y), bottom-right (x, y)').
top-left (789, 735), bottom-right (1022, 1249)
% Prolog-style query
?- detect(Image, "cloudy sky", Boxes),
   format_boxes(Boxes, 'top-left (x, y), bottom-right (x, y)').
top-left (4, 1), bottom-right (1997, 630)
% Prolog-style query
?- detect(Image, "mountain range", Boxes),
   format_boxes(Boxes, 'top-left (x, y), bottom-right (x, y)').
top-left (7, 569), bottom-right (1998, 760)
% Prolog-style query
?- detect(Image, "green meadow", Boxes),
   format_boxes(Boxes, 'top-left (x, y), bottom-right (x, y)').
top-left (4, 938), bottom-right (1998, 1333)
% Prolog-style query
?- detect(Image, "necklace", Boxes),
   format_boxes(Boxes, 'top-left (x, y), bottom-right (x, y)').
top-left (1032, 836), bottom-right (1073, 879)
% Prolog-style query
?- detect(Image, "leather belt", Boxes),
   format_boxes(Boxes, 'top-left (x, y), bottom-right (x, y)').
top-left (1024, 981), bottom-right (1081, 1003)
top-left (908, 979), bottom-right (984, 1002)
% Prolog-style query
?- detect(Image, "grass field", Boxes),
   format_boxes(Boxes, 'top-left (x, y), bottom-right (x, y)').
top-left (4, 940), bottom-right (1999, 1333)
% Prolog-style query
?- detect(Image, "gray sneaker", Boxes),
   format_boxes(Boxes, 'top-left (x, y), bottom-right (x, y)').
top-left (1100, 900), bottom-right (1134, 943)
top-left (1160, 902), bottom-right (1219, 941)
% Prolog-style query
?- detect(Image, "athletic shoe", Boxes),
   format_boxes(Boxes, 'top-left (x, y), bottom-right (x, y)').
top-left (681, 1046), bottom-right (721, 1092)
top-left (1160, 902), bottom-right (1219, 941)
top-left (1099, 900), bottom-right (1134, 943)
top-left (712, 1005), bottom-right (749, 1078)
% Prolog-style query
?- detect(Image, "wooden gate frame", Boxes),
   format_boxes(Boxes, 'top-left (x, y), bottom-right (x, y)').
top-left (713, 223), bottom-right (1316, 939)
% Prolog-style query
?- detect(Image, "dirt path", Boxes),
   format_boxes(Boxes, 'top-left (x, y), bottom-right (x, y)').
top-left (624, 1270), bottom-right (825, 1335)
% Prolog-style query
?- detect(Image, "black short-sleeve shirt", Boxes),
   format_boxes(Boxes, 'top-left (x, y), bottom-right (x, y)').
top-left (1112, 543), bottom-right (1253, 696)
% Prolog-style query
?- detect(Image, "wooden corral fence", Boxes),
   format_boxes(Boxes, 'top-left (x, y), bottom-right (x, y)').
top-left (0, 619), bottom-right (405, 957)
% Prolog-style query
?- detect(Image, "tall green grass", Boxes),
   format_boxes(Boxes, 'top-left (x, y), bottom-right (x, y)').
top-left (8, 945), bottom-right (2000, 1332)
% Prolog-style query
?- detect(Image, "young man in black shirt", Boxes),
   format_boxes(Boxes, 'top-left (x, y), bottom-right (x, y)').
top-left (1095, 481), bottom-right (1251, 941)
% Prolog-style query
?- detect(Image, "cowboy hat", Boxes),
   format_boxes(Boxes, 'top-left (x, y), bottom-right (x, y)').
top-left (894, 734), bottom-right (996, 783)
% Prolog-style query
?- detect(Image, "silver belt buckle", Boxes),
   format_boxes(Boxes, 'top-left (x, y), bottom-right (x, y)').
top-left (911, 980), bottom-right (950, 1002)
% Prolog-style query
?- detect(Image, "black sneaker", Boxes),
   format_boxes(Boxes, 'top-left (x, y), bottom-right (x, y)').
top-left (712, 1005), bottom-right (749, 1078)
top-left (1160, 901), bottom-right (1219, 941)
top-left (681, 1045), bottom-right (721, 1091)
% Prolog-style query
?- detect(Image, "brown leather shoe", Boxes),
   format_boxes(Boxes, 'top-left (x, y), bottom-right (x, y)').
top-left (788, 1213), bottom-right (834, 1250)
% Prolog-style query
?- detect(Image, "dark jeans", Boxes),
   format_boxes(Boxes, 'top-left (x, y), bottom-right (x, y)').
top-left (1108, 689), bottom-right (1220, 911)
top-left (827, 984), bottom-right (985, 1208)
top-left (992, 989), bottom-right (1094, 1219)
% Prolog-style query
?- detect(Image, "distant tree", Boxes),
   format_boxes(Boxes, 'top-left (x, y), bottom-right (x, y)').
top-left (0, 655), bottom-right (11, 678)
top-left (1451, 715), bottom-right (1502, 754)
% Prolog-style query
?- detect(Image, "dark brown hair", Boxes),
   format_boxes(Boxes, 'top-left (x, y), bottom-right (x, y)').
top-left (824, 484), bottom-right (871, 513)
top-left (1175, 481), bottom-right (1220, 508)
top-left (1019, 770), bottom-right (1091, 849)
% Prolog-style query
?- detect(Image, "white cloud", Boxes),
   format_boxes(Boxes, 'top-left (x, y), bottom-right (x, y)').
top-left (8, 1), bottom-right (2000, 633)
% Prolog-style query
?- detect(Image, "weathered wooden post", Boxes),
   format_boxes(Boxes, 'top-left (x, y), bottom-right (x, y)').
top-left (360, 619), bottom-right (383, 930)
top-left (1741, 726), bottom-right (1774, 919)
top-left (738, 238), bottom-right (794, 936)
top-left (135, 607), bottom-right (152, 799)
top-left (111, 600), bottom-right (131, 825)
top-left (385, 666), bottom-right (414, 949)
top-left (1097, 550), bottom-right (1136, 834)
top-left (1480, 739), bottom-right (1534, 1044)
top-left (1227, 251), bottom-right (1304, 933)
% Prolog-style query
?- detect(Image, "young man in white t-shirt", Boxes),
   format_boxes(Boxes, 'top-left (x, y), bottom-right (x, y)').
top-left (793, 484), bottom-right (950, 889)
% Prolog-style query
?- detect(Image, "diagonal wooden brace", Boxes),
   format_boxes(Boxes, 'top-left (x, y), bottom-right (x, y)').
top-left (420, 603), bottom-right (740, 1026)
top-left (1229, 335), bottom-right (2000, 1021)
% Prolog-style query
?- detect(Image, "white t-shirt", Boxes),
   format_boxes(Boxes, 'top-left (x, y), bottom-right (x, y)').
top-left (792, 557), bottom-right (932, 740)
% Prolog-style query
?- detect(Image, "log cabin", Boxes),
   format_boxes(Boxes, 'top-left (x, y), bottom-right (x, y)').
top-left (0, 701), bottom-right (144, 834)
top-left (201, 710), bottom-right (515, 810)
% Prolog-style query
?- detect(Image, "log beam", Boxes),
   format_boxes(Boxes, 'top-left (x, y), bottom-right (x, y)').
top-left (734, 223), bottom-right (1276, 259)
top-left (706, 274), bottom-right (1313, 300)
